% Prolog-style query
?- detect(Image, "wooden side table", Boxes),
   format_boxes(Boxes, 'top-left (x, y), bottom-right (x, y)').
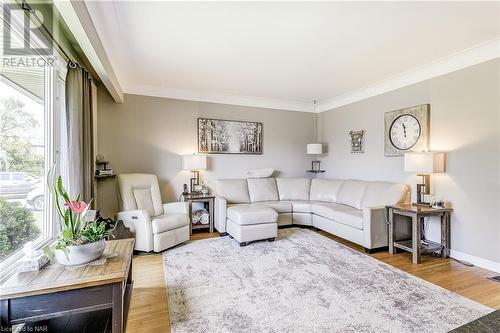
top-left (0, 238), bottom-right (134, 333)
top-left (181, 193), bottom-right (215, 234)
top-left (386, 203), bottom-right (452, 264)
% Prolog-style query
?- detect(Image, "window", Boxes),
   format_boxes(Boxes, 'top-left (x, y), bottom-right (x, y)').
top-left (0, 5), bottom-right (66, 274)
top-left (12, 173), bottom-right (28, 181)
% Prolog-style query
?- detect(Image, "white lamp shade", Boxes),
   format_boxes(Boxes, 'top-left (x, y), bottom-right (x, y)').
top-left (404, 152), bottom-right (445, 174)
top-left (307, 143), bottom-right (323, 155)
top-left (182, 154), bottom-right (207, 170)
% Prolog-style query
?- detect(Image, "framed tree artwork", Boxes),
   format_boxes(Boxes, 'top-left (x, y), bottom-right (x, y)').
top-left (197, 118), bottom-right (263, 154)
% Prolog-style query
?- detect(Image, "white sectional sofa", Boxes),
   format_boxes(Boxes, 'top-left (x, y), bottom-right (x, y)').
top-left (215, 178), bottom-right (410, 250)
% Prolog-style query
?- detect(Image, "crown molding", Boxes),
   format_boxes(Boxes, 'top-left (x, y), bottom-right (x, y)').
top-left (54, 0), bottom-right (124, 103)
top-left (125, 84), bottom-right (315, 113)
top-left (124, 39), bottom-right (498, 113)
top-left (317, 38), bottom-right (500, 112)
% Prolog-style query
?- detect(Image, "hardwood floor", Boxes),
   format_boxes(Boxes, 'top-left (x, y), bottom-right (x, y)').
top-left (126, 229), bottom-right (500, 333)
top-left (126, 232), bottom-right (219, 333)
top-left (318, 231), bottom-right (500, 310)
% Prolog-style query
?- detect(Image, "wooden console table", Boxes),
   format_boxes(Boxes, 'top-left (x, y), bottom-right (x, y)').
top-left (181, 193), bottom-right (215, 234)
top-left (386, 204), bottom-right (452, 264)
top-left (0, 238), bottom-right (134, 333)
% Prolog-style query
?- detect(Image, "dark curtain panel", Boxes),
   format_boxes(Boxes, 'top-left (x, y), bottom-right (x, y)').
top-left (65, 64), bottom-right (94, 203)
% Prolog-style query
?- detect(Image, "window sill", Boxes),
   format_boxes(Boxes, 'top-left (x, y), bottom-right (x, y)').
top-left (0, 237), bottom-right (54, 284)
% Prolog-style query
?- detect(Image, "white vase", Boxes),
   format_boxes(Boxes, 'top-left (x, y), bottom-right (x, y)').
top-left (55, 239), bottom-right (106, 266)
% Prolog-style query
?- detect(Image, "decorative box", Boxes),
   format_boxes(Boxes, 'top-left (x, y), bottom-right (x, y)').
top-left (17, 253), bottom-right (49, 273)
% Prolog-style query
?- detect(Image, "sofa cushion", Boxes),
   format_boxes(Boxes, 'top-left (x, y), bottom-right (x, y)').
top-left (362, 182), bottom-right (409, 208)
top-left (255, 201), bottom-right (292, 213)
top-left (309, 179), bottom-right (344, 202)
top-left (290, 201), bottom-right (312, 213)
top-left (276, 178), bottom-right (311, 201)
top-left (132, 188), bottom-right (156, 216)
top-left (117, 174), bottom-right (164, 216)
top-left (152, 213), bottom-right (189, 234)
top-left (331, 206), bottom-right (363, 230)
top-left (311, 202), bottom-right (339, 220)
top-left (245, 168), bottom-right (274, 178)
top-left (247, 178), bottom-right (279, 202)
top-left (227, 205), bottom-right (278, 225)
top-left (216, 179), bottom-right (250, 204)
top-left (311, 202), bottom-right (363, 230)
top-left (336, 180), bottom-right (367, 209)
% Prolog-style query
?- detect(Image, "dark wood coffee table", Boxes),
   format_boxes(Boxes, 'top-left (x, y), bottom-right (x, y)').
top-left (0, 238), bottom-right (134, 333)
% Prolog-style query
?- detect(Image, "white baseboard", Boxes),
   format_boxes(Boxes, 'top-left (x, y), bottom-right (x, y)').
top-left (450, 250), bottom-right (500, 274)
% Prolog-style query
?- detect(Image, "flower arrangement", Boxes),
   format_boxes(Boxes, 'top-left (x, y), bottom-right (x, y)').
top-left (44, 175), bottom-right (111, 263)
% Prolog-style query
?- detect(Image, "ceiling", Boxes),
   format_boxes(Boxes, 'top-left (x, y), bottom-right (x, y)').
top-left (84, 1), bottom-right (499, 112)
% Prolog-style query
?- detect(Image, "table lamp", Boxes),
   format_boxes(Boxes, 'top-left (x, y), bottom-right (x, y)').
top-left (307, 143), bottom-right (323, 172)
top-left (182, 154), bottom-right (207, 193)
top-left (404, 152), bottom-right (445, 205)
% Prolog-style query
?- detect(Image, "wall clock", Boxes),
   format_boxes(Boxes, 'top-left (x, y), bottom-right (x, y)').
top-left (384, 104), bottom-right (429, 157)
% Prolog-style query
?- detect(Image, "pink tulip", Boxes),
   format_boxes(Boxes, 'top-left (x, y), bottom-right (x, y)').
top-left (65, 201), bottom-right (87, 214)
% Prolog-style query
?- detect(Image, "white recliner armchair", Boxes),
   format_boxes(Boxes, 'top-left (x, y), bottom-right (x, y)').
top-left (116, 173), bottom-right (190, 252)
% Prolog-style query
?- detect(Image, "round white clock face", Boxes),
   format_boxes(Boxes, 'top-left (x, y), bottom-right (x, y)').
top-left (389, 114), bottom-right (421, 150)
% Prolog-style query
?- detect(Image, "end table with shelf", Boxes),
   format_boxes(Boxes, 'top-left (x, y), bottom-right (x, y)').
top-left (181, 193), bottom-right (215, 234)
top-left (386, 203), bottom-right (452, 264)
top-left (0, 238), bottom-right (134, 333)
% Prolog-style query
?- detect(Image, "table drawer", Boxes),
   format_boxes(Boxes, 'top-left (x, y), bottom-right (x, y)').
top-left (8, 285), bottom-right (113, 324)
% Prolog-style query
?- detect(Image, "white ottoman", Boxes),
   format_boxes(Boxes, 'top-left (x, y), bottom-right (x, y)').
top-left (226, 205), bottom-right (278, 246)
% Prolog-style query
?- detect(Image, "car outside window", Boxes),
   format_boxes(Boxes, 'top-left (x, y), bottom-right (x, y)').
top-left (12, 173), bottom-right (28, 181)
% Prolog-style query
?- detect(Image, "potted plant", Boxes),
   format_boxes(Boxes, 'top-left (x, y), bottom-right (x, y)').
top-left (44, 176), bottom-right (111, 266)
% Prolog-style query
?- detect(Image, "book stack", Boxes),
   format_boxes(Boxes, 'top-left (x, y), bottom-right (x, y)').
top-left (96, 169), bottom-right (114, 176)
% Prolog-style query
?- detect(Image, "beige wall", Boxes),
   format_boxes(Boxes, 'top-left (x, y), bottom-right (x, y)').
top-left (96, 59), bottom-right (499, 268)
top-left (96, 92), bottom-right (316, 216)
top-left (318, 59), bottom-right (500, 265)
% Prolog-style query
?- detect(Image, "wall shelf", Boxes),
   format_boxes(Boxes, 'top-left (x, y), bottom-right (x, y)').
top-left (95, 174), bottom-right (117, 179)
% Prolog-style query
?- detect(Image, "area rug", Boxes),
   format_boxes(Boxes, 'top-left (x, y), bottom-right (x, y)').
top-left (163, 228), bottom-right (492, 332)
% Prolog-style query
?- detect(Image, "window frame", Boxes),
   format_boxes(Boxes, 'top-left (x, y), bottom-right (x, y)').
top-left (0, 5), bottom-right (66, 282)
top-left (0, 64), bottom-right (64, 281)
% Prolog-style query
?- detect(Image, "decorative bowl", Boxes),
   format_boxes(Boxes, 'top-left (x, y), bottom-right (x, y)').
top-left (54, 239), bottom-right (106, 266)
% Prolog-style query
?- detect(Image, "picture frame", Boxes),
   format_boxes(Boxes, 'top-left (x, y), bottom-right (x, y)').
top-left (384, 104), bottom-right (430, 157)
top-left (349, 130), bottom-right (365, 154)
top-left (197, 118), bottom-right (263, 154)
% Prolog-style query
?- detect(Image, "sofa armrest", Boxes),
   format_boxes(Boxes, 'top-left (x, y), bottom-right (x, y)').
top-left (116, 210), bottom-right (154, 252)
top-left (362, 206), bottom-right (389, 249)
top-left (163, 202), bottom-right (189, 215)
top-left (215, 196), bottom-right (228, 233)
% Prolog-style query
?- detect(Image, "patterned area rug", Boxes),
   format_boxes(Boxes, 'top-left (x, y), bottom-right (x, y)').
top-left (163, 228), bottom-right (492, 332)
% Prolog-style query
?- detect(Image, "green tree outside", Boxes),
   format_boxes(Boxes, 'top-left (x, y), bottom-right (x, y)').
top-left (0, 97), bottom-right (44, 176)
top-left (0, 198), bottom-right (40, 259)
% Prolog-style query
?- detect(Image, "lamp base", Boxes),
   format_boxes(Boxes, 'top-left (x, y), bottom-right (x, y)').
top-left (412, 202), bottom-right (431, 207)
top-left (416, 174), bottom-right (431, 205)
top-left (189, 170), bottom-right (200, 193)
top-left (310, 160), bottom-right (323, 172)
